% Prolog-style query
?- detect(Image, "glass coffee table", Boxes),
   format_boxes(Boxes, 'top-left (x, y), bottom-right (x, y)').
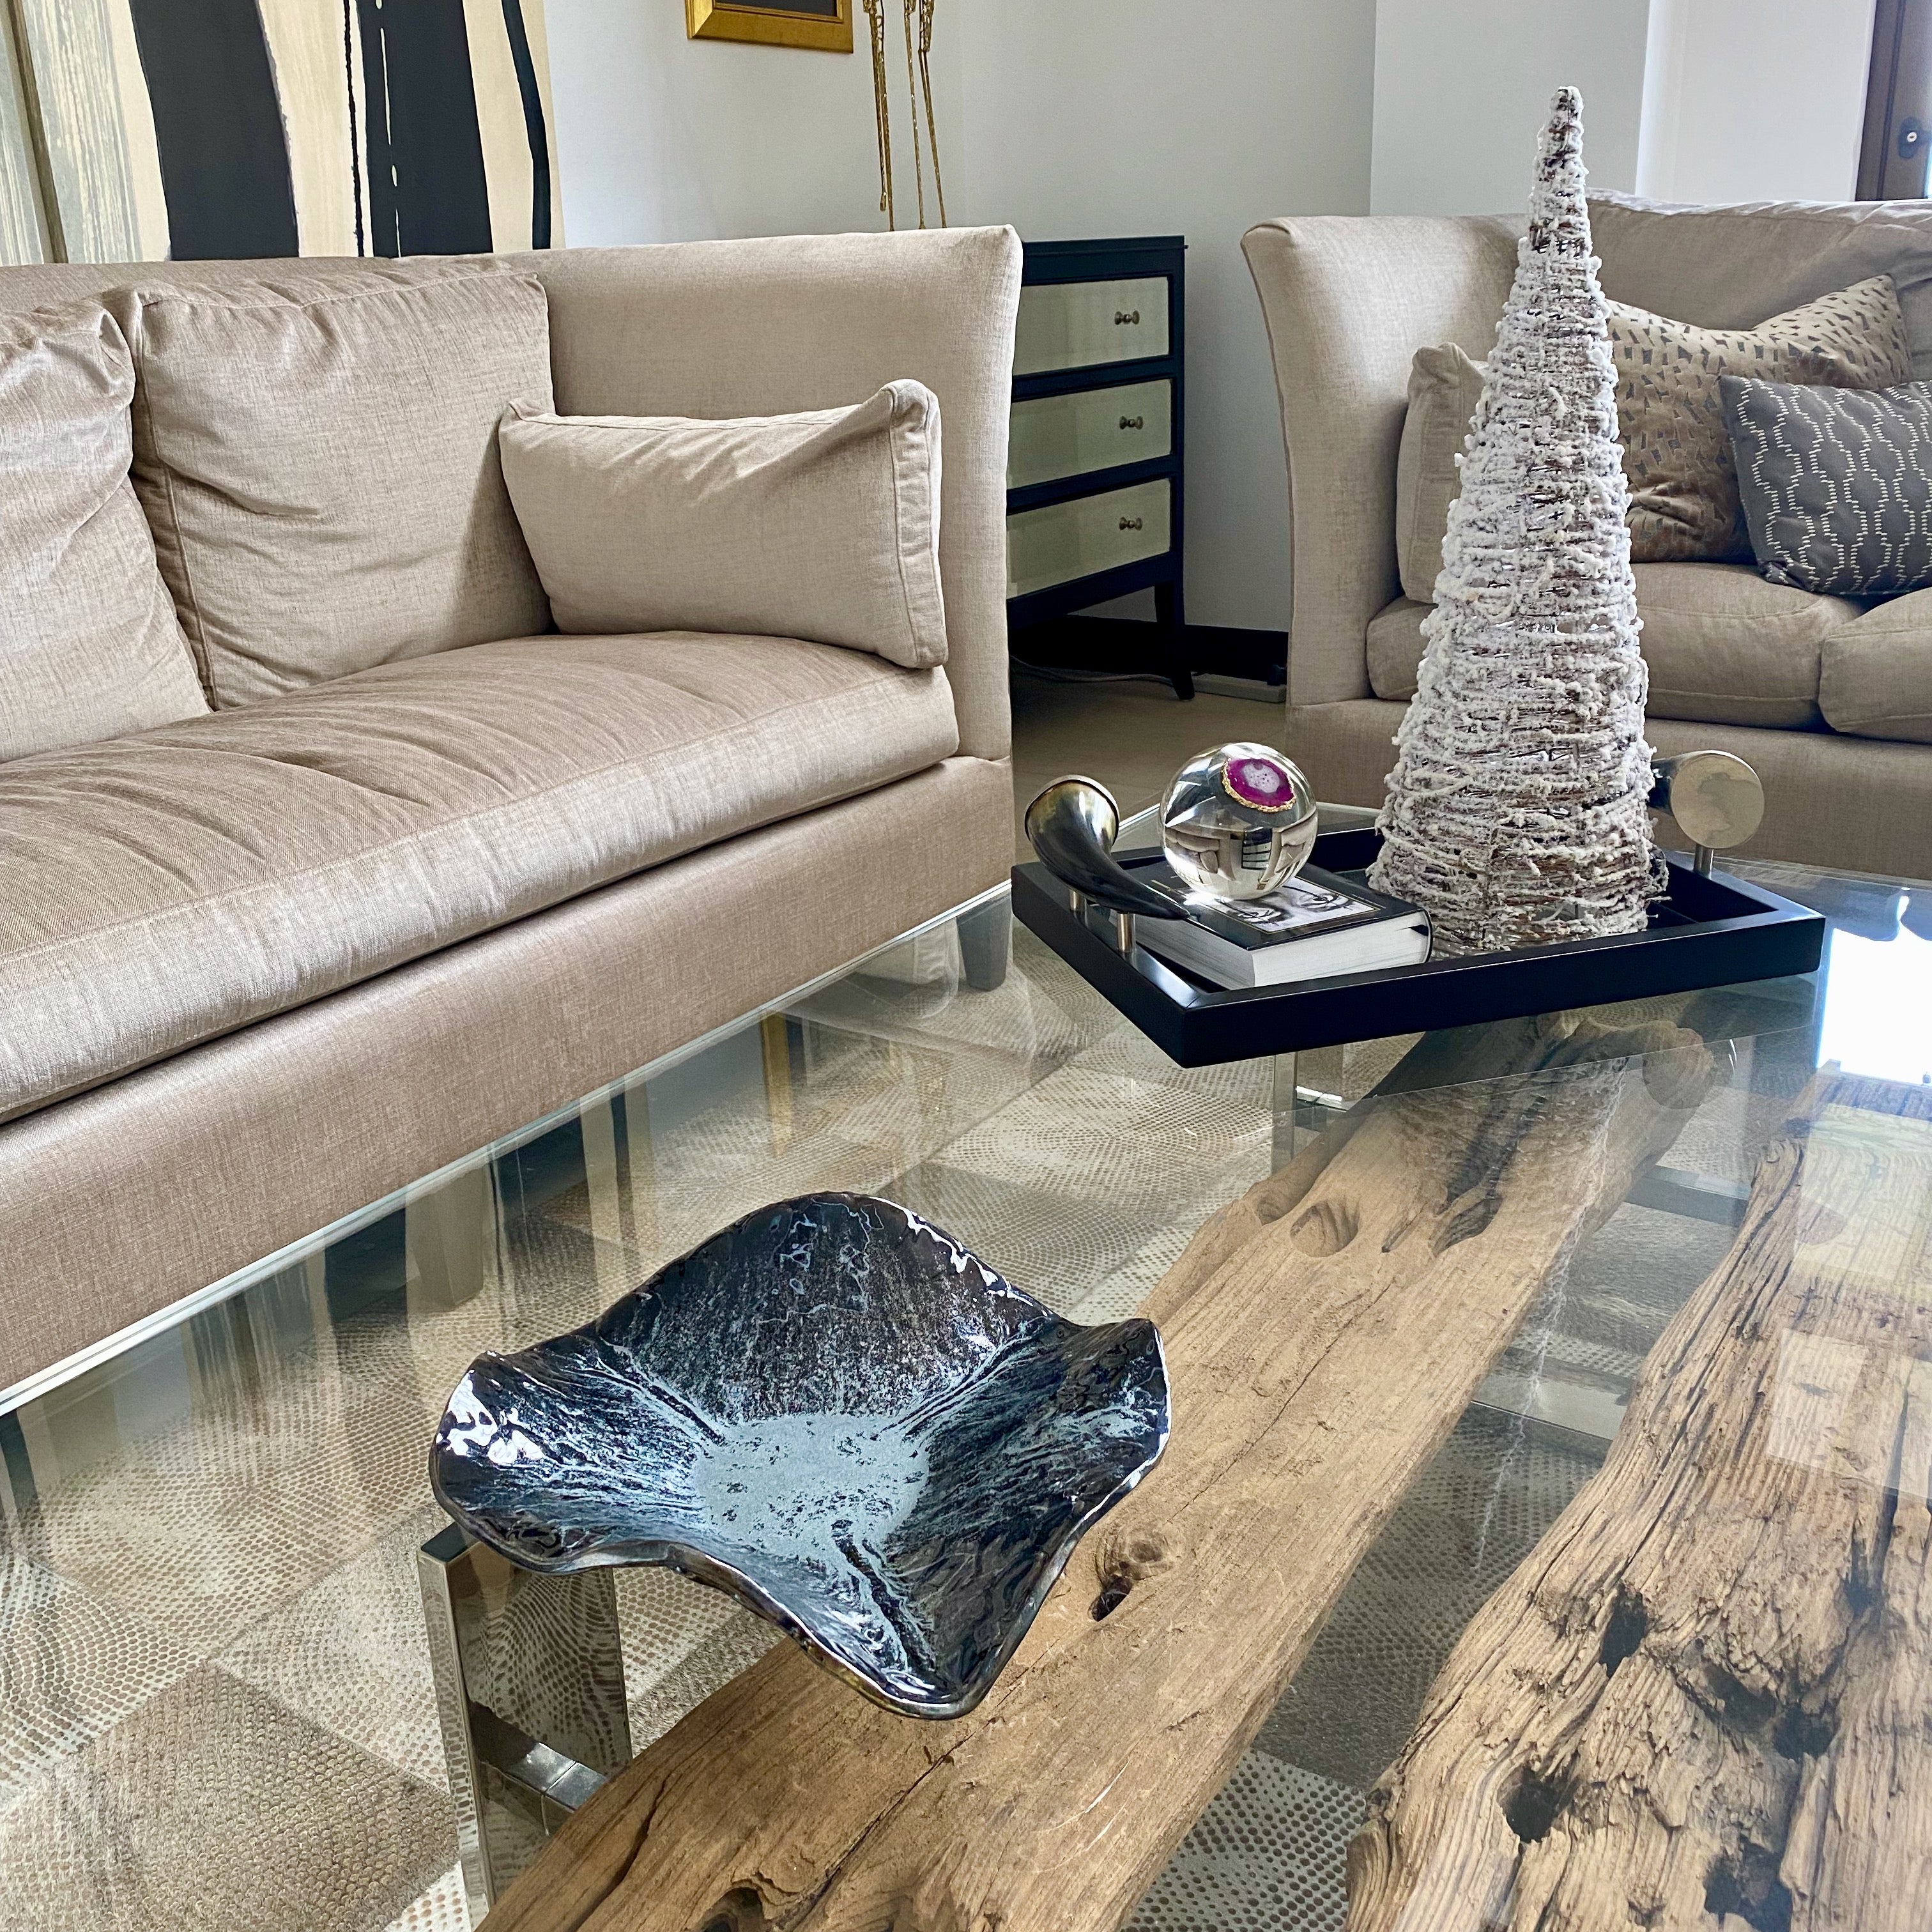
top-left (1, 829), bottom-right (1926, 1932)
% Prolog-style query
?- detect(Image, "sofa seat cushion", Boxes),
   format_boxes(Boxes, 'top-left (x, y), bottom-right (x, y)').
top-left (1365, 564), bottom-right (1862, 728)
top-left (0, 632), bottom-right (958, 1123)
top-left (1820, 589), bottom-right (1932, 743)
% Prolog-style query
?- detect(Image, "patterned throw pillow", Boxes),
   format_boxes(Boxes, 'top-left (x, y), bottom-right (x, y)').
top-left (1607, 277), bottom-right (1910, 563)
top-left (1724, 374), bottom-right (1932, 596)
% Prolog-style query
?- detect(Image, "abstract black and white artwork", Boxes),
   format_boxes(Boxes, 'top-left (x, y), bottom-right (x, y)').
top-left (1, 0), bottom-right (561, 265)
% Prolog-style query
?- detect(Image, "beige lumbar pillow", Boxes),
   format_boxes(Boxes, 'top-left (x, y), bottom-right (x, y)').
top-left (498, 381), bottom-right (947, 670)
top-left (1394, 275), bottom-right (1912, 599)
top-left (0, 302), bottom-right (207, 762)
top-left (121, 266), bottom-right (555, 708)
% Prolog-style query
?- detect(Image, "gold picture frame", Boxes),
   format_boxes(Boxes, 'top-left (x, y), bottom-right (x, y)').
top-left (686, 0), bottom-right (852, 52)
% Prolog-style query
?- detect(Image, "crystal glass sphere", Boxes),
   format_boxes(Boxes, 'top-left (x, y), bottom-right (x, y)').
top-left (1160, 743), bottom-right (1319, 900)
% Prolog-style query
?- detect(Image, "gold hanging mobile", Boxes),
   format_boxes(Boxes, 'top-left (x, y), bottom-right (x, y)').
top-left (917, 0), bottom-right (946, 226)
top-left (901, 0), bottom-right (926, 229)
top-left (861, 0), bottom-right (894, 228)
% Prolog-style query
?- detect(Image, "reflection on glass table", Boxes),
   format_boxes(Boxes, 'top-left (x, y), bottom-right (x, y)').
top-left (0, 844), bottom-right (1920, 1931)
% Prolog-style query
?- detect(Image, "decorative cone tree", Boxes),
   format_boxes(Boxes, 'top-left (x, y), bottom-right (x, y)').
top-left (1368, 88), bottom-right (1661, 955)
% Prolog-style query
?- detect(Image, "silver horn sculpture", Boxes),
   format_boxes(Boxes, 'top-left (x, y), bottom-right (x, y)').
top-left (1023, 776), bottom-right (1179, 955)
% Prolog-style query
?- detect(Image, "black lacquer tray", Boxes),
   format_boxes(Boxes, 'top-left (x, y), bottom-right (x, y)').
top-left (1012, 827), bottom-right (1826, 1068)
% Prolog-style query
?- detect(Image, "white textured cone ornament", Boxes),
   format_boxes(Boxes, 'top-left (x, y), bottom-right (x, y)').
top-left (1368, 87), bottom-right (1662, 955)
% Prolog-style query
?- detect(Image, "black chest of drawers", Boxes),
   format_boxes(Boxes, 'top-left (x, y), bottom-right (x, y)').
top-left (1006, 236), bottom-right (1190, 698)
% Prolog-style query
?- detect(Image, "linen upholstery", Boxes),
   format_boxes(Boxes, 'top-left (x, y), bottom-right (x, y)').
top-left (1243, 215), bottom-right (1519, 705)
top-left (0, 755), bottom-right (1013, 1391)
top-left (520, 231), bottom-right (1022, 758)
top-left (119, 265), bottom-right (554, 706)
top-left (1366, 565), bottom-right (1860, 728)
top-left (500, 380), bottom-right (947, 668)
top-left (0, 232), bottom-right (1023, 763)
top-left (1283, 694), bottom-right (1932, 879)
top-left (1605, 278), bottom-right (1910, 562)
top-left (0, 302), bottom-right (205, 760)
top-left (1725, 374), bottom-right (1932, 595)
top-left (1591, 194), bottom-right (1932, 379)
top-left (1393, 342), bottom-right (1485, 602)
top-left (0, 631), bottom-right (958, 1122)
top-left (1821, 590), bottom-right (1932, 742)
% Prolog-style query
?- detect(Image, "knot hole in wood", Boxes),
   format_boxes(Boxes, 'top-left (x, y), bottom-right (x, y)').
top-left (1289, 1197), bottom-right (1359, 1257)
top-left (1500, 1761), bottom-right (1576, 1844)
top-left (698, 1887), bottom-right (769, 1932)
top-left (1091, 1528), bottom-right (1172, 1620)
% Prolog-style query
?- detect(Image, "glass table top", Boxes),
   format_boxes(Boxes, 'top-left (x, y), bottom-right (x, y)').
top-left (0, 848), bottom-right (1926, 1932)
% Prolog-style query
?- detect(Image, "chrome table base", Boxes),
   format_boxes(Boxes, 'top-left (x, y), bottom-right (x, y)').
top-left (1273, 1051), bottom-right (1348, 1164)
top-left (418, 1522), bottom-right (632, 1925)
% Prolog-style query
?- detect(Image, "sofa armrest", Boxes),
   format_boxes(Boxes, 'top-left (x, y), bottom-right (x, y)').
top-left (1242, 216), bottom-right (1517, 707)
top-left (523, 229), bottom-right (1023, 761)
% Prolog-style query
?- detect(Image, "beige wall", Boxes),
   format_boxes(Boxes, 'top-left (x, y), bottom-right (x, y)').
top-left (1369, 0), bottom-right (1652, 215)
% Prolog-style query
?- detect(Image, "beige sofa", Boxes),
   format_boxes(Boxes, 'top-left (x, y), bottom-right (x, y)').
top-left (0, 228), bottom-right (1022, 1397)
top-left (1244, 194), bottom-right (1932, 881)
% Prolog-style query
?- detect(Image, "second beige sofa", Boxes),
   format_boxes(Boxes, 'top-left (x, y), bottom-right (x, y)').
top-left (1244, 194), bottom-right (1932, 881)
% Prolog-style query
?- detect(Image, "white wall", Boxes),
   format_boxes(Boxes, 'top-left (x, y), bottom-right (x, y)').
top-left (1635, 0), bottom-right (1876, 204)
top-left (1369, 0), bottom-right (1653, 215)
top-left (545, 0), bottom-right (1379, 633)
top-left (543, 0), bottom-right (1885, 640)
top-left (546, 0), bottom-right (883, 245)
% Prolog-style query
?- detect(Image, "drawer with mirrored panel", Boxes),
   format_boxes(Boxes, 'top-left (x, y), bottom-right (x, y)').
top-left (1006, 480), bottom-right (1171, 601)
top-left (1013, 277), bottom-right (1170, 376)
top-left (1008, 379), bottom-right (1172, 491)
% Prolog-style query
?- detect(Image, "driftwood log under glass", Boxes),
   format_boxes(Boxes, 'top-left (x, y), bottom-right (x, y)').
top-left (481, 1008), bottom-right (1717, 1932)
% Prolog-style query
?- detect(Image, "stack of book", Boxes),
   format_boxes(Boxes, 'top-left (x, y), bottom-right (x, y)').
top-left (1135, 862), bottom-right (1430, 989)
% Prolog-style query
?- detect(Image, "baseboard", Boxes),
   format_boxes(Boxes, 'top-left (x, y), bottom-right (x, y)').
top-left (1193, 672), bottom-right (1285, 705)
top-left (1011, 615), bottom-right (1288, 690)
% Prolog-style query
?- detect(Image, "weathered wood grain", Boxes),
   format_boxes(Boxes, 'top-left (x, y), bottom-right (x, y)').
top-left (487, 1012), bottom-right (1714, 1932)
top-left (1347, 1072), bottom-right (1932, 1932)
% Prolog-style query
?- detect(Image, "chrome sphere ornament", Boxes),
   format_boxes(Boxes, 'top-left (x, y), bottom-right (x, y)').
top-left (1160, 743), bottom-right (1318, 900)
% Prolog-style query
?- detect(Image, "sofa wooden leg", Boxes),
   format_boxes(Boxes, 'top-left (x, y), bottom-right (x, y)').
top-left (958, 898), bottom-right (1011, 991)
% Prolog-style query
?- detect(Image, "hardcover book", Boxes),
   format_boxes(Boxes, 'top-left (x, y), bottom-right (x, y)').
top-left (1135, 862), bottom-right (1431, 988)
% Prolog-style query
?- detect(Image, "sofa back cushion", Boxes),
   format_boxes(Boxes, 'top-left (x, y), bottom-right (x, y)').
top-left (120, 265), bottom-right (554, 707)
top-left (1394, 342), bottom-right (1484, 603)
top-left (0, 302), bottom-right (208, 760)
top-left (1593, 194), bottom-right (1932, 379)
top-left (1394, 280), bottom-right (1910, 593)
top-left (499, 381), bottom-right (948, 668)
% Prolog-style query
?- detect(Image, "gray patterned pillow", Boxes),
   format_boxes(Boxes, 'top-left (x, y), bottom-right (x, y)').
top-left (1724, 374), bottom-right (1932, 596)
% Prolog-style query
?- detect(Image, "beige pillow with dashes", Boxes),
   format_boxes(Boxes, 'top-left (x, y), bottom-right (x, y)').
top-left (1607, 274), bottom-right (1910, 562)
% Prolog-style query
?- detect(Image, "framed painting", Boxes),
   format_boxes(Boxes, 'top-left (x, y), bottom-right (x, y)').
top-left (8, 0), bottom-right (563, 263)
top-left (686, 0), bottom-right (852, 53)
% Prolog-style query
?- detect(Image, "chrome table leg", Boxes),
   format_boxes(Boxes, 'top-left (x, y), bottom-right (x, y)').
top-left (419, 1521), bottom-right (632, 1924)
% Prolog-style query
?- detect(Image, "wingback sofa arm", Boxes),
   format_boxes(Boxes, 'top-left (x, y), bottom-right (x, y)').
top-left (522, 228), bottom-right (1023, 762)
top-left (1242, 216), bottom-right (1518, 707)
